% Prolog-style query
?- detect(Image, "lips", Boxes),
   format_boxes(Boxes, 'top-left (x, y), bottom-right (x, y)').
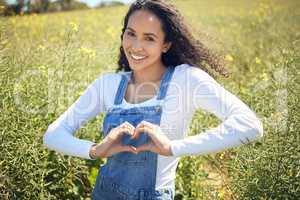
top-left (129, 52), bottom-right (147, 61)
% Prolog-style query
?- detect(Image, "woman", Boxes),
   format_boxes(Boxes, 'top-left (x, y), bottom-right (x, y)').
top-left (43, 0), bottom-right (263, 199)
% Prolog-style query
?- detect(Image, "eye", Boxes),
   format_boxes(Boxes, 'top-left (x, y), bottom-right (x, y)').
top-left (126, 31), bottom-right (135, 37)
top-left (146, 37), bottom-right (155, 42)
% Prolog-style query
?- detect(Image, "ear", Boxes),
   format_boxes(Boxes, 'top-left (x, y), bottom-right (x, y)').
top-left (163, 42), bottom-right (172, 53)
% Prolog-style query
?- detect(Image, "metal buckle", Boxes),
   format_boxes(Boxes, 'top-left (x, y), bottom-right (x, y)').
top-left (155, 105), bottom-right (162, 112)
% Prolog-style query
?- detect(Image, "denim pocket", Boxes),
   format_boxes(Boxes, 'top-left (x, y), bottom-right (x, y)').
top-left (92, 174), bottom-right (129, 200)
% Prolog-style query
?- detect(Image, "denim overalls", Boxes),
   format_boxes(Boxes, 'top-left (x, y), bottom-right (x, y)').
top-left (92, 66), bottom-right (175, 200)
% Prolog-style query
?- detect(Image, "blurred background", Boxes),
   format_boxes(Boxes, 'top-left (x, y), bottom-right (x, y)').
top-left (1, 0), bottom-right (134, 15)
top-left (0, 0), bottom-right (299, 199)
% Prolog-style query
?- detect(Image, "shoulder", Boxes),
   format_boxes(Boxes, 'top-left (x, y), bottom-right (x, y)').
top-left (82, 71), bottom-right (125, 98)
top-left (93, 70), bottom-right (126, 85)
top-left (173, 63), bottom-right (216, 84)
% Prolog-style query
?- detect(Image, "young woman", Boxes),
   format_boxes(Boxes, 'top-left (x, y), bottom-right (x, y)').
top-left (43, 0), bottom-right (264, 199)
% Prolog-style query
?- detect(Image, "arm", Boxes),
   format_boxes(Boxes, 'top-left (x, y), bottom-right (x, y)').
top-left (170, 67), bottom-right (263, 157)
top-left (43, 74), bottom-right (108, 159)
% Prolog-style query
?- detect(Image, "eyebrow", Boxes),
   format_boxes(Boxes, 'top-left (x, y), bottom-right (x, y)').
top-left (126, 27), bottom-right (158, 38)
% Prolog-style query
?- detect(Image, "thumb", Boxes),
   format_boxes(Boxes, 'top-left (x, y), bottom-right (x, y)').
top-left (136, 143), bottom-right (152, 153)
top-left (119, 145), bottom-right (138, 154)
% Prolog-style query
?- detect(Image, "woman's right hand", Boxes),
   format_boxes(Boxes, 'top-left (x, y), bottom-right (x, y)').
top-left (89, 121), bottom-right (137, 159)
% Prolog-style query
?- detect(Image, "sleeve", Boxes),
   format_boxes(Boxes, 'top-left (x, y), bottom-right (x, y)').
top-left (170, 67), bottom-right (264, 157)
top-left (43, 74), bottom-right (108, 160)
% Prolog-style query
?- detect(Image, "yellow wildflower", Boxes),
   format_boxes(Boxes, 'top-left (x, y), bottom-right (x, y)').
top-left (261, 73), bottom-right (268, 81)
top-left (218, 187), bottom-right (226, 199)
top-left (38, 65), bottom-right (46, 70)
top-left (288, 169), bottom-right (293, 177)
top-left (219, 153), bottom-right (225, 160)
top-left (14, 83), bottom-right (24, 92)
top-left (38, 45), bottom-right (46, 51)
top-left (255, 57), bottom-right (261, 64)
top-left (77, 90), bottom-right (84, 96)
top-left (79, 47), bottom-right (96, 59)
top-left (69, 22), bottom-right (78, 32)
top-left (225, 54), bottom-right (234, 62)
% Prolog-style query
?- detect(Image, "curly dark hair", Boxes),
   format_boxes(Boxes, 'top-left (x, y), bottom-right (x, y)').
top-left (116, 0), bottom-right (229, 78)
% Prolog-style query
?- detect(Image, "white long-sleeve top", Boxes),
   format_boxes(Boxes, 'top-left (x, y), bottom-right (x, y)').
top-left (43, 63), bottom-right (263, 191)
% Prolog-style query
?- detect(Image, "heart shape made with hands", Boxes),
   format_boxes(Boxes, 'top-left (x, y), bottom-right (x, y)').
top-left (115, 120), bottom-right (172, 156)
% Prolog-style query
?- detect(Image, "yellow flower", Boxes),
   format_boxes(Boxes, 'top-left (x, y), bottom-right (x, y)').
top-left (288, 169), bottom-right (293, 177)
top-left (38, 65), bottom-right (46, 70)
top-left (14, 83), bottom-right (24, 92)
top-left (38, 45), bottom-right (45, 51)
top-left (69, 22), bottom-right (78, 32)
top-left (255, 57), bottom-right (261, 64)
top-left (261, 73), bottom-right (268, 81)
top-left (77, 90), bottom-right (84, 96)
top-left (218, 187), bottom-right (226, 198)
top-left (219, 153), bottom-right (225, 159)
top-left (225, 54), bottom-right (234, 61)
top-left (79, 47), bottom-right (96, 59)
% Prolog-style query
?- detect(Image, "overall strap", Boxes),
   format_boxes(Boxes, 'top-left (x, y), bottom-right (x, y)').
top-left (114, 73), bottom-right (130, 105)
top-left (156, 66), bottom-right (175, 100)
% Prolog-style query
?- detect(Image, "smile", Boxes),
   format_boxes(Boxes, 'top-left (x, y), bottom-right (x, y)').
top-left (130, 52), bottom-right (147, 61)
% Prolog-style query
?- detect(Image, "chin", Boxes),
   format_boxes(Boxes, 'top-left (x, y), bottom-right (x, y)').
top-left (130, 63), bottom-right (156, 73)
top-left (127, 58), bottom-right (152, 71)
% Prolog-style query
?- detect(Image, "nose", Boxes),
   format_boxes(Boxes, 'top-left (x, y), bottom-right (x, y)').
top-left (132, 39), bottom-right (143, 51)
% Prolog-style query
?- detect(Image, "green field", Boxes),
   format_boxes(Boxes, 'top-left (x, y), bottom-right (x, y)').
top-left (1, 0), bottom-right (299, 199)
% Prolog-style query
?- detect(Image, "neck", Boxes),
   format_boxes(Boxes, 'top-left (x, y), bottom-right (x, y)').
top-left (130, 64), bottom-right (166, 84)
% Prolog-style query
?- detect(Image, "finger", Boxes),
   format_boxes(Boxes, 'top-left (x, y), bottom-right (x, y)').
top-left (137, 124), bottom-right (167, 148)
top-left (123, 121), bottom-right (135, 135)
top-left (122, 121), bottom-right (135, 130)
top-left (118, 121), bottom-right (135, 136)
top-left (119, 126), bottom-right (134, 137)
top-left (133, 121), bottom-right (153, 139)
top-left (137, 120), bottom-right (152, 128)
top-left (136, 143), bottom-right (152, 153)
top-left (119, 145), bottom-right (138, 154)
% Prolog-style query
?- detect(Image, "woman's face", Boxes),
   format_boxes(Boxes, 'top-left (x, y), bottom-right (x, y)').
top-left (122, 10), bottom-right (171, 72)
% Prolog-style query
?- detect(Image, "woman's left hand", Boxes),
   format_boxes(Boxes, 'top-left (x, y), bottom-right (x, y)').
top-left (131, 120), bottom-right (173, 156)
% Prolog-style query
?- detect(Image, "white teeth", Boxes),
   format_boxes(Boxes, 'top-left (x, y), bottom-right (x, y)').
top-left (130, 53), bottom-right (146, 60)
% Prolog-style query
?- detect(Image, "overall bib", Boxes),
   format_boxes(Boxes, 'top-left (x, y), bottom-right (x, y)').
top-left (92, 66), bottom-right (175, 200)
